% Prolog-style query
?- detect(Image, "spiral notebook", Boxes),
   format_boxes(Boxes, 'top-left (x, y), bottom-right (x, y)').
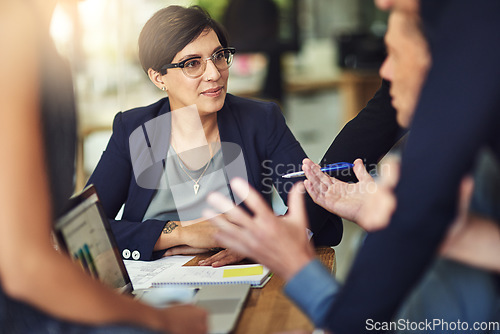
top-left (151, 264), bottom-right (272, 288)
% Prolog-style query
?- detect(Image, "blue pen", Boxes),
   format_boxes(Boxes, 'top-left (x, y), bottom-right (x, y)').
top-left (281, 162), bottom-right (354, 179)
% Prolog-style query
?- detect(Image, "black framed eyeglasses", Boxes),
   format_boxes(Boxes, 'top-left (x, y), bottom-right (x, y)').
top-left (160, 47), bottom-right (236, 78)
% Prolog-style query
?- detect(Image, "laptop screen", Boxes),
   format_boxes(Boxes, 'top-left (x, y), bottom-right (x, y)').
top-left (54, 186), bottom-right (132, 293)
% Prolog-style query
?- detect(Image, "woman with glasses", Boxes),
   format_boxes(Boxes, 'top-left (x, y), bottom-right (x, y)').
top-left (88, 5), bottom-right (341, 266)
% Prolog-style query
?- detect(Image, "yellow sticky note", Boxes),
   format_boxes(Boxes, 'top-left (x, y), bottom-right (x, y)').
top-left (223, 265), bottom-right (264, 278)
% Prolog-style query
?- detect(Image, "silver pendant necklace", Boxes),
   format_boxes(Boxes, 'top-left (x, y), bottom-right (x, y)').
top-left (172, 132), bottom-right (219, 195)
top-left (177, 155), bottom-right (211, 195)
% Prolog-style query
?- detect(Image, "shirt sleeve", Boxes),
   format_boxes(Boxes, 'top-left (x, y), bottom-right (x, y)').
top-left (321, 80), bottom-right (406, 183)
top-left (284, 259), bottom-right (340, 328)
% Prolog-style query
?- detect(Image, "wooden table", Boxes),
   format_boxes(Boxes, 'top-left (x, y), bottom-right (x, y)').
top-left (186, 247), bottom-right (336, 334)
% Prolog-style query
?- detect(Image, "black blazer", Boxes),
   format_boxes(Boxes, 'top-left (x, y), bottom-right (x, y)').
top-left (322, 79), bottom-right (405, 182)
top-left (88, 94), bottom-right (342, 260)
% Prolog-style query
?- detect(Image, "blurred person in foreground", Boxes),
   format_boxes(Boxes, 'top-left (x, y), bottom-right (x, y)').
top-left (0, 1), bottom-right (207, 333)
top-left (315, 0), bottom-right (500, 331)
top-left (204, 0), bottom-right (500, 332)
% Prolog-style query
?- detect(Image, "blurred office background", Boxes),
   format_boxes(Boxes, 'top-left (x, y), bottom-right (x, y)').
top-left (51, 0), bottom-right (388, 281)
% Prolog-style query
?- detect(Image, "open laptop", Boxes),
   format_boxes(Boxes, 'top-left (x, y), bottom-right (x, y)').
top-left (54, 185), bottom-right (250, 334)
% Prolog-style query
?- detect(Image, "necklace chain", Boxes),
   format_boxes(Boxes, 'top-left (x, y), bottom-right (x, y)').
top-left (171, 131), bottom-right (220, 195)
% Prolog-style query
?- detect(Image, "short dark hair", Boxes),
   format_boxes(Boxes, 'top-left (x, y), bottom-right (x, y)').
top-left (138, 5), bottom-right (228, 74)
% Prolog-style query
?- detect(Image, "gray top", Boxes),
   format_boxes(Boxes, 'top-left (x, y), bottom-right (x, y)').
top-left (143, 145), bottom-right (231, 222)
